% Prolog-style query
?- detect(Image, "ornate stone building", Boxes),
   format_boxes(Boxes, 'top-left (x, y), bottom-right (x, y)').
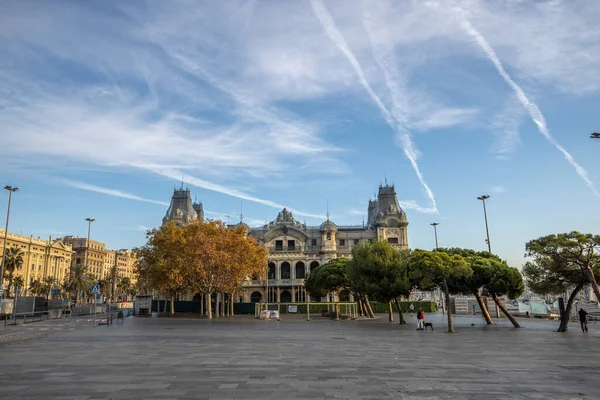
top-left (0, 228), bottom-right (74, 296)
top-left (162, 184), bottom-right (408, 303)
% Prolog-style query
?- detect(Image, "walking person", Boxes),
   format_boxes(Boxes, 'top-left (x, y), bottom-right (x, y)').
top-left (409, 304), bottom-right (415, 317)
top-left (579, 308), bottom-right (589, 332)
top-left (416, 308), bottom-right (425, 331)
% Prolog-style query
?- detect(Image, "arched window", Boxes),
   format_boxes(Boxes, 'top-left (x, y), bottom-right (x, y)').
top-left (280, 290), bottom-right (292, 303)
top-left (281, 262), bottom-right (291, 279)
top-left (250, 292), bottom-right (262, 303)
top-left (310, 261), bottom-right (320, 273)
top-left (268, 262), bottom-right (276, 279)
top-left (295, 262), bottom-right (306, 279)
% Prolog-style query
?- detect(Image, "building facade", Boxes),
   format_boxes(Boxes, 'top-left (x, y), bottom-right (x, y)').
top-left (0, 228), bottom-right (74, 296)
top-left (62, 236), bottom-right (108, 281)
top-left (163, 184), bottom-right (409, 304)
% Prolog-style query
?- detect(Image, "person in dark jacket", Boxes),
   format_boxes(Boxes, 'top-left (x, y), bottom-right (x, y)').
top-left (578, 308), bottom-right (589, 332)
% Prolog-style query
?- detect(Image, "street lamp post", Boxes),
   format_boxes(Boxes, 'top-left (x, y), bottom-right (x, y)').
top-left (85, 217), bottom-right (95, 326)
top-left (477, 195), bottom-right (500, 318)
top-left (430, 223), bottom-right (444, 314)
top-left (1, 186), bottom-right (19, 309)
top-left (477, 195), bottom-right (492, 253)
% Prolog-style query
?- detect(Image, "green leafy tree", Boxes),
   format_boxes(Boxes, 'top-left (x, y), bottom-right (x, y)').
top-left (305, 258), bottom-right (349, 301)
top-left (439, 248), bottom-right (495, 325)
top-left (485, 262), bottom-right (524, 328)
top-left (409, 249), bottom-right (471, 333)
top-left (523, 233), bottom-right (600, 332)
top-left (526, 232), bottom-right (600, 324)
top-left (349, 241), bottom-right (410, 323)
top-left (3, 246), bottom-right (24, 298)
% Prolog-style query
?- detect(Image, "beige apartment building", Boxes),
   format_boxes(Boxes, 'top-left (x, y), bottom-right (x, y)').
top-left (115, 249), bottom-right (138, 282)
top-left (0, 228), bottom-right (74, 296)
top-left (62, 236), bottom-right (108, 281)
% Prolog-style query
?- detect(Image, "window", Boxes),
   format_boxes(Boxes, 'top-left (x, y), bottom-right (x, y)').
top-left (326, 232), bottom-right (332, 240)
top-left (339, 239), bottom-right (346, 247)
top-left (275, 240), bottom-right (283, 250)
top-left (354, 239), bottom-right (360, 245)
top-left (311, 239), bottom-right (317, 247)
top-left (287, 240), bottom-right (295, 250)
top-left (387, 237), bottom-right (399, 245)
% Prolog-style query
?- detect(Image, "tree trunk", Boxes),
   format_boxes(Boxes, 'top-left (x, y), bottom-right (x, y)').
top-left (558, 283), bottom-right (583, 332)
top-left (230, 292), bottom-right (235, 316)
top-left (357, 297), bottom-right (365, 317)
top-left (7, 273), bottom-right (14, 299)
top-left (221, 293), bottom-right (225, 317)
top-left (492, 294), bottom-right (520, 328)
top-left (387, 301), bottom-right (394, 322)
top-left (443, 278), bottom-right (454, 333)
top-left (394, 297), bottom-right (406, 324)
top-left (200, 293), bottom-right (204, 315)
top-left (206, 292), bottom-right (213, 320)
top-left (473, 289), bottom-right (493, 324)
top-left (364, 296), bottom-right (376, 318)
top-left (585, 263), bottom-right (600, 308)
top-left (170, 297), bottom-right (175, 316)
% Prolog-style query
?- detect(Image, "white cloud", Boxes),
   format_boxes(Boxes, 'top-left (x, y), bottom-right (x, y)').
top-left (398, 200), bottom-right (438, 214)
top-left (456, 7), bottom-right (600, 200)
top-left (490, 96), bottom-right (524, 159)
top-left (62, 180), bottom-right (169, 206)
top-left (411, 107), bottom-right (479, 131)
top-left (311, 0), bottom-right (438, 213)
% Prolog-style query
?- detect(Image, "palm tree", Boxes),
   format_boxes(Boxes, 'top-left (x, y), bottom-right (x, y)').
top-left (30, 279), bottom-right (45, 296)
top-left (117, 277), bottom-right (132, 301)
top-left (42, 276), bottom-right (56, 300)
top-left (68, 264), bottom-right (87, 305)
top-left (12, 275), bottom-right (24, 297)
top-left (3, 247), bottom-right (24, 298)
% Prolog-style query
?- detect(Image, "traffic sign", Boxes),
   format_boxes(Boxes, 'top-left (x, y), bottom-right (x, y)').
top-left (91, 285), bottom-right (100, 294)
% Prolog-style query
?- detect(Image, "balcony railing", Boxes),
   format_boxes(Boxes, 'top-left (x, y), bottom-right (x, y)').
top-left (247, 279), bottom-right (305, 286)
top-left (269, 246), bottom-right (304, 253)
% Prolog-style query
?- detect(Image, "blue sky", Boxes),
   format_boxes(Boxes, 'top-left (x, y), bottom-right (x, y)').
top-left (1, 0), bottom-right (599, 268)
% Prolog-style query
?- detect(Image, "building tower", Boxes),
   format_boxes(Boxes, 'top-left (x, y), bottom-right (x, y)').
top-left (162, 187), bottom-right (198, 226)
top-left (370, 184), bottom-right (409, 248)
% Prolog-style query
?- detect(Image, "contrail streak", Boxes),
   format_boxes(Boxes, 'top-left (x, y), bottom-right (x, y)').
top-left (148, 165), bottom-right (326, 219)
top-left (310, 0), bottom-right (438, 213)
top-left (456, 9), bottom-right (600, 200)
top-left (62, 179), bottom-right (169, 206)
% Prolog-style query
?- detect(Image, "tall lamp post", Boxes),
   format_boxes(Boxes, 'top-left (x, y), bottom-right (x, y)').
top-left (477, 195), bottom-right (500, 317)
top-left (430, 223), bottom-right (444, 314)
top-left (85, 218), bottom-right (95, 325)
top-left (477, 195), bottom-right (492, 253)
top-left (1, 186), bottom-right (19, 307)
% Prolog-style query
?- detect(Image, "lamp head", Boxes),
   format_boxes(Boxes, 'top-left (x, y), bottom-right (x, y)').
top-left (85, 218), bottom-right (95, 222)
top-left (4, 186), bottom-right (19, 192)
top-left (477, 195), bottom-right (490, 201)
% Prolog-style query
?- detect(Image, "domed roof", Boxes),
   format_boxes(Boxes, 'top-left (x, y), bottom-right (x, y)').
top-left (320, 219), bottom-right (337, 232)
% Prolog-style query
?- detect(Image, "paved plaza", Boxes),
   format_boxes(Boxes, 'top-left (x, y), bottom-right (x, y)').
top-left (0, 313), bottom-right (598, 399)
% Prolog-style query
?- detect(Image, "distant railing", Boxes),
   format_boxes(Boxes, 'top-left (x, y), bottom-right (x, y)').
top-left (246, 279), bottom-right (305, 286)
top-left (269, 246), bottom-right (304, 253)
